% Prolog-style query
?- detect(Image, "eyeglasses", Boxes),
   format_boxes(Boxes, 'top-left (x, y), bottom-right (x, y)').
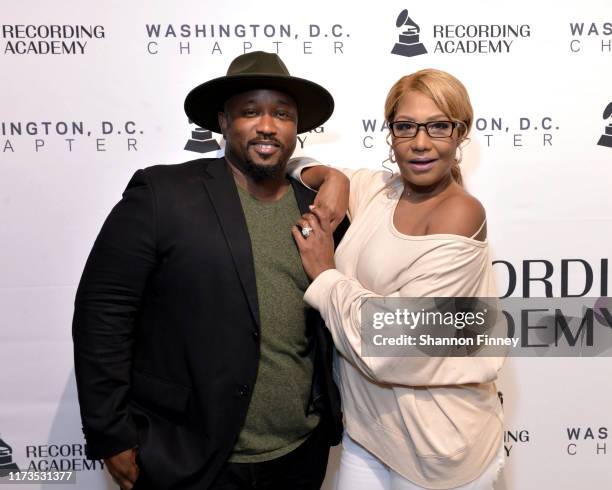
top-left (389, 120), bottom-right (462, 138)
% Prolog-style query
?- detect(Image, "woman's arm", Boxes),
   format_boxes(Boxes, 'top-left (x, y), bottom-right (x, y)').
top-left (287, 157), bottom-right (396, 222)
top-left (306, 166), bottom-right (350, 231)
top-left (301, 165), bottom-right (341, 191)
top-left (304, 269), bottom-right (503, 387)
top-left (286, 157), bottom-right (349, 230)
top-left (286, 157), bottom-right (335, 190)
top-left (293, 209), bottom-right (503, 387)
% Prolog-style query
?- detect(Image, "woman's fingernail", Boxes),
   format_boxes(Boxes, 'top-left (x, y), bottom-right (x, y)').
top-left (309, 205), bottom-right (316, 210)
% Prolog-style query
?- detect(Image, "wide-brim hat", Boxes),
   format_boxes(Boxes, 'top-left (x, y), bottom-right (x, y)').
top-left (184, 51), bottom-right (334, 134)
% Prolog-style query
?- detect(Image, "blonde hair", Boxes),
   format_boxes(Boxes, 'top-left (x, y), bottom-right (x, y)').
top-left (384, 68), bottom-right (473, 186)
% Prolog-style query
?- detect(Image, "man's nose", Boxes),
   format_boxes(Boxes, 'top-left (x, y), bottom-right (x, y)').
top-left (255, 113), bottom-right (277, 134)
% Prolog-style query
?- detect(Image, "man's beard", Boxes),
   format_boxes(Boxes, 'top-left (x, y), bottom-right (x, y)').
top-left (241, 159), bottom-right (286, 182)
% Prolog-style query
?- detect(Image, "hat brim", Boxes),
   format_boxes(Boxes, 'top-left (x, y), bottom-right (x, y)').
top-left (184, 74), bottom-right (334, 134)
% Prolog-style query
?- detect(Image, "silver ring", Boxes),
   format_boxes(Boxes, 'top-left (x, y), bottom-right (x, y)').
top-left (301, 226), bottom-right (313, 238)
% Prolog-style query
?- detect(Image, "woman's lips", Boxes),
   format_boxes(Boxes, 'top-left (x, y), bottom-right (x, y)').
top-left (408, 158), bottom-right (437, 171)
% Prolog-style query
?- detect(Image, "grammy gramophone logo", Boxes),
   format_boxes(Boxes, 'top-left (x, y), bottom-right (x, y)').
top-left (391, 9), bottom-right (427, 57)
top-left (0, 437), bottom-right (20, 477)
top-left (185, 120), bottom-right (221, 154)
top-left (596, 102), bottom-right (612, 148)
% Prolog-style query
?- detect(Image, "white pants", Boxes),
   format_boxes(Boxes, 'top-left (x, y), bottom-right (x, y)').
top-left (335, 434), bottom-right (504, 490)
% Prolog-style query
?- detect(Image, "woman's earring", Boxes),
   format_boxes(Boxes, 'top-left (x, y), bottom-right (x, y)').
top-left (455, 145), bottom-right (463, 164)
top-left (382, 132), bottom-right (396, 173)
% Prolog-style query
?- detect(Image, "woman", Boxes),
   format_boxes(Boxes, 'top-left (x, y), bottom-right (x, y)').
top-left (289, 69), bottom-right (505, 489)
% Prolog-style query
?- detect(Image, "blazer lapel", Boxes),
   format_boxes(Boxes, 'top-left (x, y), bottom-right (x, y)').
top-left (290, 178), bottom-right (315, 215)
top-left (200, 158), bottom-right (260, 328)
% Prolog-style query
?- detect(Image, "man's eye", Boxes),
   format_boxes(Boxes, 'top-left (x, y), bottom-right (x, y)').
top-left (276, 110), bottom-right (293, 119)
top-left (243, 109), bottom-right (258, 116)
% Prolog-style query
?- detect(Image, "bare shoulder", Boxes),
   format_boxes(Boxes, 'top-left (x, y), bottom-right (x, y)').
top-left (427, 191), bottom-right (487, 240)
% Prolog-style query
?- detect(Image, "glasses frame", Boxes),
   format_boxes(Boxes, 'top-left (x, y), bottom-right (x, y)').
top-left (389, 120), bottom-right (463, 139)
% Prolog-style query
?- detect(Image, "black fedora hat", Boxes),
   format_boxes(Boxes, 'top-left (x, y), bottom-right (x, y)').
top-left (184, 51), bottom-right (334, 134)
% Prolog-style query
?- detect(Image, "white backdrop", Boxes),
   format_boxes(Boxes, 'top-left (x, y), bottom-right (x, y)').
top-left (1, 1), bottom-right (611, 489)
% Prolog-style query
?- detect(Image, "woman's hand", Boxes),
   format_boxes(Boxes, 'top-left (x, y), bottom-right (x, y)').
top-left (292, 206), bottom-right (336, 280)
top-left (301, 166), bottom-right (349, 231)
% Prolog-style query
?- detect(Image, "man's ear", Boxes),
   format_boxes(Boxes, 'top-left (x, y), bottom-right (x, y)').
top-left (218, 111), bottom-right (227, 136)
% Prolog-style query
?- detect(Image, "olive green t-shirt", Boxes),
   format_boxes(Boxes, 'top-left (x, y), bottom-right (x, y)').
top-left (229, 183), bottom-right (320, 463)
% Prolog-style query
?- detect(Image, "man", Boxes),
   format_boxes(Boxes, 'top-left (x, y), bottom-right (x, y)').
top-left (72, 51), bottom-right (349, 490)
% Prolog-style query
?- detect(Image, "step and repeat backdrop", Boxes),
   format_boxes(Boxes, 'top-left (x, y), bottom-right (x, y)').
top-left (1, 1), bottom-right (611, 489)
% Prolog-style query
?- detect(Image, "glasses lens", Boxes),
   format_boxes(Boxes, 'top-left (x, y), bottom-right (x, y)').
top-left (427, 121), bottom-right (453, 137)
top-left (392, 121), bottom-right (417, 137)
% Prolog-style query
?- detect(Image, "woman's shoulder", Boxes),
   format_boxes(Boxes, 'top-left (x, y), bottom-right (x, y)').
top-left (426, 189), bottom-right (487, 240)
top-left (346, 167), bottom-right (399, 185)
top-left (348, 168), bottom-right (402, 203)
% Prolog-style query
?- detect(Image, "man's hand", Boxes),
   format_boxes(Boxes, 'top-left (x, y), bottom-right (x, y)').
top-left (105, 447), bottom-right (139, 490)
top-left (301, 167), bottom-right (349, 231)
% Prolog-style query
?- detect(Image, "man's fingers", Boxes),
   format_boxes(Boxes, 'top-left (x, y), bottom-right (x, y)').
top-left (105, 448), bottom-right (138, 489)
top-left (111, 473), bottom-right (133, 490)
top-left (127, 461), bottom-right (139, 484)
top-left (121, 479), bottom-right (135, 490)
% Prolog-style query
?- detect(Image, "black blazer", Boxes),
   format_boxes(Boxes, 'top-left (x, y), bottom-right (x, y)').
top-left (72, 158), bottom-right (347, 489)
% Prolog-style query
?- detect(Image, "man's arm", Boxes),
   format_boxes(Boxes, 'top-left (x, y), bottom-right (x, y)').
top-left (72, 169), bottom-right (158, 485)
